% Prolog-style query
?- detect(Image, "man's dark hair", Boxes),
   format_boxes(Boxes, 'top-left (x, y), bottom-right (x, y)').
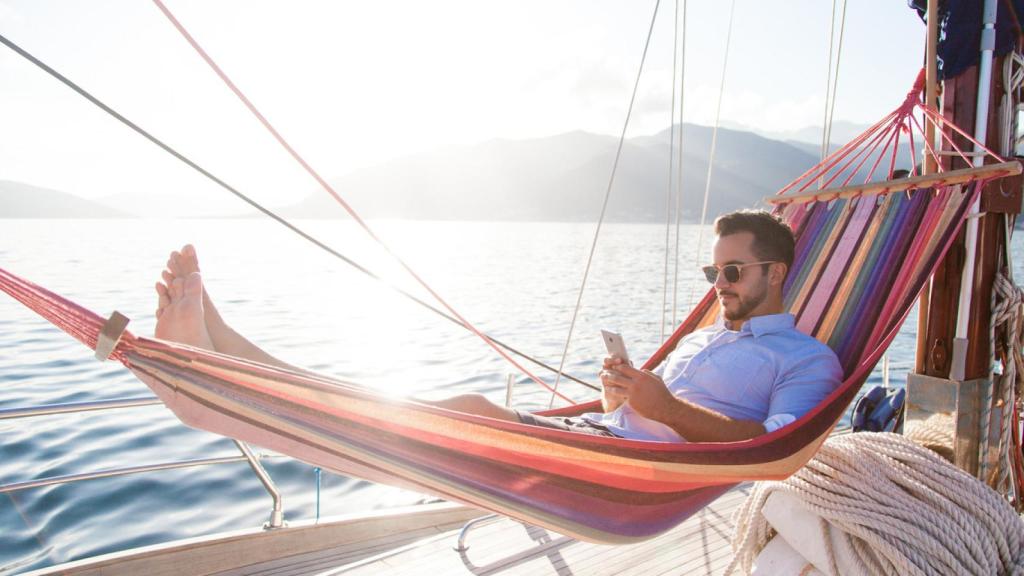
top-left (713, 210), bottom-right (795, 274)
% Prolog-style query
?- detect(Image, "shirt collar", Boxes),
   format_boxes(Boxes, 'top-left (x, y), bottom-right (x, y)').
top-left (721, 313), bottom-right (795, 337)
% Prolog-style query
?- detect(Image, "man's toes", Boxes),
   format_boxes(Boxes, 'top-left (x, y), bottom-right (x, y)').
top-left (156, 282), bottom-right (170, 318)
top-left (183, 272), bottom-right (203, 300)
top-left (181, 244), bottom-right (200, 274)
top-left (156, 282), bottom-right (170, 305)
top-left (169, 251), bottom-right (183, 276)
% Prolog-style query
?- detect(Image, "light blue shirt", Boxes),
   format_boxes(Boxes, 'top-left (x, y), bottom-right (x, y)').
top-left (582, 313), bottom-right (842, 442)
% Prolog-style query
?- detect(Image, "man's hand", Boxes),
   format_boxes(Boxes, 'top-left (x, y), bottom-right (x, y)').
top-left (600, 357), bottom-right (674, 420)
top-left (600, 356), bottom-right (630, 412)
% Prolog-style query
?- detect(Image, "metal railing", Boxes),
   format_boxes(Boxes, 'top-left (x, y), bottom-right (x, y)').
top-left (0, 396), bottom-right (286, 529)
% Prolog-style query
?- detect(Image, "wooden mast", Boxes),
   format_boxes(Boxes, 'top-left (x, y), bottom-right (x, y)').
top-left (918, 2), bottom-right (1022, 381)
top-left (915, 0), bottom-right (939, 374)
top-left (903, 0), bottom-right (1022, 482)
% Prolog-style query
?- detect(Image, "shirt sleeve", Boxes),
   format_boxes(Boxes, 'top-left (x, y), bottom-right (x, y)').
top-left (767, 346), bottom-right (843, 422)
top-left (762, 413), bottom-right (796, 432)
top-left (652, 358), bottom-right (666, 379)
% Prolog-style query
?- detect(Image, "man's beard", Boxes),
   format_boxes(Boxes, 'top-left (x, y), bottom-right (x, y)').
top-left (721, 278), bottom-right (769, 322)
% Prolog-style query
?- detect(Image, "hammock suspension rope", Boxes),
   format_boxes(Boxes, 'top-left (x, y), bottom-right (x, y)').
top-left (767, 72), bottom-right (1009, 207)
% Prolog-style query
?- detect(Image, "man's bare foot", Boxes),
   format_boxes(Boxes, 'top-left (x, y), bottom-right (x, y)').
top-left (157, 245), bottom-right (200, 317)
top-left (160, 244), bottom-right (227, 334)
top-left (155, 271), bottom-right (215, 350)
top-left (155, 244), bottom-right (291, 369)
top-left (169, 244), bottom-right (200, 278)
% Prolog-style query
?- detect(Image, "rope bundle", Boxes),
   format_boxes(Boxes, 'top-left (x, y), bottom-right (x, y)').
top-left (992, 270), bottom-right (1024, 504)
top-left (727, 433), bottom-right (1024, 575)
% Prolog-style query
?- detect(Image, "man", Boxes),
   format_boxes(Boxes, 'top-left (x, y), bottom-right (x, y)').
top-left (155, 210), bottom-right (841, 443)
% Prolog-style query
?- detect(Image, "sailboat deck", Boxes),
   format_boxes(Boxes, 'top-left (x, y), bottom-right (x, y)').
top-left (220, 485), bottom-right (749, 576)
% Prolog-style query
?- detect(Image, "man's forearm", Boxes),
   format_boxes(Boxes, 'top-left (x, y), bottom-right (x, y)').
top-left (652, 398), bottom-right (765, 442)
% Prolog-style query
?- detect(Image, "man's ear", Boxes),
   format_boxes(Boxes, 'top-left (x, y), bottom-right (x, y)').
top-left (769, 262), bottom-right (787, 286)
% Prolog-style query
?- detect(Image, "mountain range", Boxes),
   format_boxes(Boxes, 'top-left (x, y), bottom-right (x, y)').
top-left (0, 180), bottom-right (132, 218)
top-left (4, 122), bottom-right (920, 222)
top-left (277, 123), bottom-right (850, 222)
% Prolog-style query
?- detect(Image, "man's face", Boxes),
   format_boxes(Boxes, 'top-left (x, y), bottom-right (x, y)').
top-left (710, 232), bottom-right (772, 323)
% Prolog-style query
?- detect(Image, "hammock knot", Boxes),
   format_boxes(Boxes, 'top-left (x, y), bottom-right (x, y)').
top-left (902, 68), bottom-right (926, 112)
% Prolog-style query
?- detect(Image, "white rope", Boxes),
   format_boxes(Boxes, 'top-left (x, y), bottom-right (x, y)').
top-left (819, 0), bottom-right (835, 163)
top-left (671, 0), bottom-right (687, 329)
top-left (820, 0), bottom-right (848, 165)
top-left (820, 0), bottom-right (837, 162)
top-left (686, 0), bottom-right (737, 311)
top-left (1000, 53), bottom-right (1024, 156)
top-left (824, 0), bottom-right (847, 165)
top-left (904, 412), bottom-right (956, 463)
top-left (991, 262), bottom-right (1023, 505)
top-left (662, 0), bottom-right (681, 342)
top-left (726, 433), bottom-right (1024, 576)
top-left (547, 0), bottom-right (663, 408)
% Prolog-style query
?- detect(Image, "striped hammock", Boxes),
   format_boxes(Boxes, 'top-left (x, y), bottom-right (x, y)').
top-left (2, 72), bottom-right (1019, 542)
top-left (1, 161), bottom-right (1015, 544)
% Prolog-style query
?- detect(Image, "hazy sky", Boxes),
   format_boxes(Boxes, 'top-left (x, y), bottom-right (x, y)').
top-left (0, 1), bottom-right (925, 211)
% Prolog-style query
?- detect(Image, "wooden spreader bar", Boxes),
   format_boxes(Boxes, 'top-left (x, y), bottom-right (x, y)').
top-left (765, 161), bottom-right (1021, 206)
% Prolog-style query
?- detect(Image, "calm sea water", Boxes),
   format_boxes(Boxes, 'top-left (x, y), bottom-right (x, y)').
top-left (1, 218), bottom-right (1020, 573)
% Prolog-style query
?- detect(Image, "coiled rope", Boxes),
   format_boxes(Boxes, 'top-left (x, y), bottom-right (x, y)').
top-left (726, 433), bottom-right (1024, 576)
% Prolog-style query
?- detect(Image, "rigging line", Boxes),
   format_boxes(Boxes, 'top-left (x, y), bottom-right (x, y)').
top-left (546, 0), bottom-right (664, 408)
top-left (0, 31), bottom-right (598, 395)
top-left (907, 114), bottom-right (945, 174)
top-left (820, 0), bottom-right (839, 164)
top-left (149, 0), bottom-right (573, 405)
top-left (686, 0), bottom-right (737, 312)
top-left (822, 0), bottom-right (848, 164)
top-left (671, 0), bottom-right (688, 328)
top-left (662, 0), bottom-right (681, 343)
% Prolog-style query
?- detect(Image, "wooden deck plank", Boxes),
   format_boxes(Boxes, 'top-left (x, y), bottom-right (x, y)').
top-left (533, 503), bottom-right (737, 576)
top-left (315, 485), bottom-right (747, 576)
top-left (26, 502), bottom-right (482, 576)
top-left (527, 488), bottom-right (746, 576)
top-left (475, 487), bottom-right (748, 576)
top-left (217, 526), bottom-right (447, 576)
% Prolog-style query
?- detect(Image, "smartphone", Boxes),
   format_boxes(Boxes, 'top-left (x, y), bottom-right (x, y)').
top-left (601, 330), bottom-right (630, 363)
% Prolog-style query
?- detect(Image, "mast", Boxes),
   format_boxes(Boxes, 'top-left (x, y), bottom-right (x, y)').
top-left (909, 0), bottom-right (1023, 484)
top-left (917, 0), bottom-right (1021, 382)
top-left (915, 0), bottom-right (939, 374)
top-left (951, 0), bottom-right (999, 381)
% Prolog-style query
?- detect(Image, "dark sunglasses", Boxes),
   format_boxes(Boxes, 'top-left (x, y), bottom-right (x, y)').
top-left (702, 261), bottom-right (778, 284)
